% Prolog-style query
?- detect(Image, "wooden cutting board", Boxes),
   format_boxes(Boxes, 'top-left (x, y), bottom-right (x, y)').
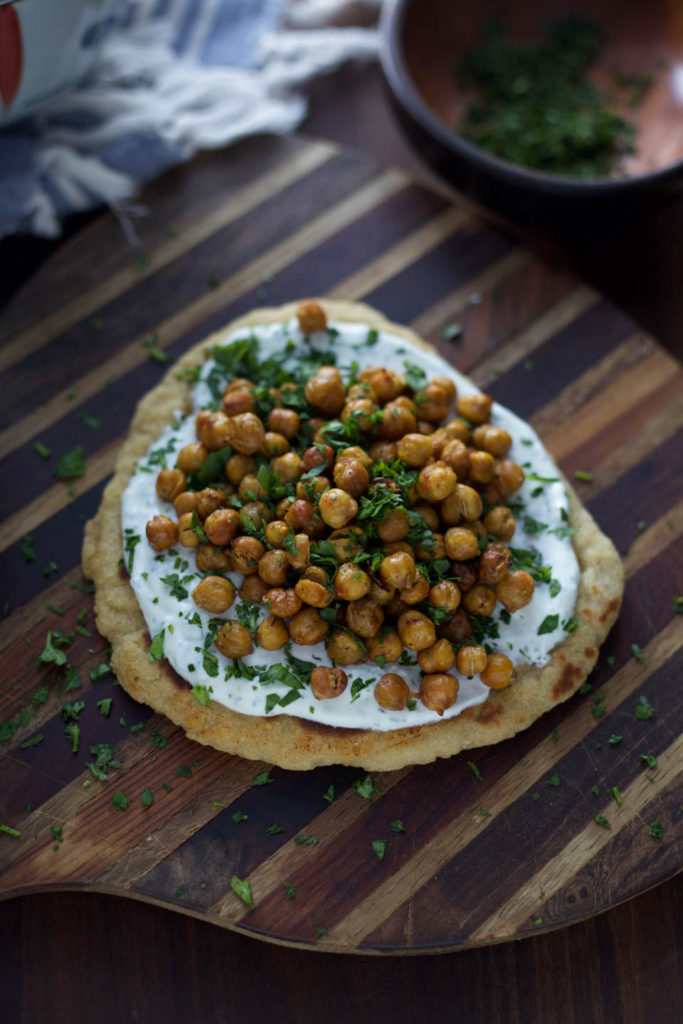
top-left (0, 134), bottom-right (681, 954)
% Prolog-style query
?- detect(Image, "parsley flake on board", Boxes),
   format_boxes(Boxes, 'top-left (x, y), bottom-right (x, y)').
top-left (230, 875), bottom-right (255, 909)
top-left (353, 775), bottom-right (381, 799)
top-left (55, 446), bottom-right (85, 481)
top-left (371, 839), bottom-right (388, 862)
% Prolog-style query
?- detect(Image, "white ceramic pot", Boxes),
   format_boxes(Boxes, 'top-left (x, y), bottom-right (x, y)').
top-left (0, 0), bottom-right (118, 126)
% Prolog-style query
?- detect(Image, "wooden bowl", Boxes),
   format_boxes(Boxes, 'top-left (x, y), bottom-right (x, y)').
top-left (380, 0), bottom-right (683, 220)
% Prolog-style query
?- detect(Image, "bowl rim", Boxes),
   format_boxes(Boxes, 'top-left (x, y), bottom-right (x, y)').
top-left (379, 0), bottom-right (683, 196)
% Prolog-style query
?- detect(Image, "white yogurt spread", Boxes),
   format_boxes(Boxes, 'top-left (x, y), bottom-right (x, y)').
top-left (121, 319), bottom-right (580, 731)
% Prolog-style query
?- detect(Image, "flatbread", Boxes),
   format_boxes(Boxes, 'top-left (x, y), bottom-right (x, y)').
top-left (82, 300), bottom-right (624, 770)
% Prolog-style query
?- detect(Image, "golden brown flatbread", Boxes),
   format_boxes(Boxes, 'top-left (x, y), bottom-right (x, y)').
top-left (82, 301), bottom-right (624, 770)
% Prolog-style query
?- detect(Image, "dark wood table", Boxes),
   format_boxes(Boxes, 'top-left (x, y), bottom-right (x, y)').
top-left (1, 61), bottom-right (681, 1023)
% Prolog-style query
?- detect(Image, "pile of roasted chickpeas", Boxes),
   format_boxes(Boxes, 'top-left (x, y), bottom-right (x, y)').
top-left (145, 301), bottom-right (536, 717)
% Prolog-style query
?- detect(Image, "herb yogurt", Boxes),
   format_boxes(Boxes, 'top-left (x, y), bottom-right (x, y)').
top-left (121, 319), bottom-right (580, 731)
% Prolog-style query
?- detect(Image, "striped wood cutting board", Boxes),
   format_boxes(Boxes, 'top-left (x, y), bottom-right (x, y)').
top-left (0, 135), bottom-right (681, 954)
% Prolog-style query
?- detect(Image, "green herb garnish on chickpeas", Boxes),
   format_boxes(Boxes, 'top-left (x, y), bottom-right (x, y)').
top-left (141, 300), bottom-right (571, 717)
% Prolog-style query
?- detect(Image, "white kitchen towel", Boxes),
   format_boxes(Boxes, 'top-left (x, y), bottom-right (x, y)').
top-left (0, 0), bottom-right (381, 240)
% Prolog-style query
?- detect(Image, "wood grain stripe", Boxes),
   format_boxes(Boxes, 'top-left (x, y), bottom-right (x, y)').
top-left (540, 346), bottom-right (680, 459)
top-left (326, 622), bottom-right (682, 948)
top-left (326, 206), bottom-right (469, 299)
top-left (409, 249), bottom-right (532, 338)
top-left (471, 286), bottom-right (597, 389)
top-left (468, 732), bottom-right (682, 944)
top-left (0, 169), bottom-right (406, 459)
top-left (0, 141), bottom-right (336, 375)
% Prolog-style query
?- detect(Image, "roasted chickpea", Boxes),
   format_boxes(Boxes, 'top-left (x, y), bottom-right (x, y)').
top-left (327, 527), bottom-right (365, 562)
top-left (367, 631), bottom-right (403, 665)
top-left (432, 375), bottom-right (457, 404)
top-left (437, 608), bottom-right (473, 644)
top-left (203, 508), bottom-right (240, 546)
top-left (441, 439), bottom-right (470, 477)
top-left (416, 461), bottom-right (457, 502)
top-left (229, 535), bottom-right (266, 574)
top-left (494, 458), bottom-right (525, 497)
top-left (318, 488), bottom-right (358, 529)
top-left (192, 575), bottom-right (236, 614)
top-left (444, 526), bottom-right (480, 561)
top-left (480, 653), bottom-right (516, 689)
top-left (472, 424), bottom-right (512, 457)
top-left (294, 577), bottom-right (332, 608)
top-left (483, 505), bottom-right (516, 542)
top-left (257, 549), bottom-right (289, 586)
top-left (429, 579), bottom-right (461, 613)
top-left (256, 615), bottom-right (289, 651)
top-left (415, 382), bottom-right (449, 423)
top-left (441, 483), bottom-right (483, 525)
top-left (297, 299), bottom-right (327, 333)
top-left (325, 629), bottom-right (366, 664)
top-left (302, 565), bottom-right (329, 586)
top-left (478, 544), bottom-right (511, 584)
top-left (420, 673), bottom-right (459, 715)
top-left (287, 533), bottom-right (310, 570)
top-left (241, 501), bottom-right (271, 533)
top-left (239, 574), bottom-right (270, 604)
top-left (215, 621), bottom-right (253, 660)
top-left (468, 450), bottom-right (495, 484)
top-left (195, 544), bottom-right (231, 573)
top-left (338, 445), bottom-right (373, 469)
top-left (495, 570), bottom-right (535, 612)
top-left (416, 532), bottom-right (446, 563)
top-left (264, 520), bottom-right (290, 548)
top-left (397, 609), bottom-right (436, 651)
top-left (310, 666), bottom-right (348, 700)
top-left (449, 560), bottom-right (478, 592)
top-left (222, 387), bottom-right (254, 417)
top-left (417, 420), bottom-right (436, 435)
top-left (418, 638), bottom-right (456, 674)
top-left (199, 411), bottom-right (232, 449)
top-left (413, 502), bottom-right (439, 531)
top-left (271, 451), bottom-right (302, 483)
top-left (196, 488), bottom-right (225, 520)
top-left (146, 514), bottom-right (178, 552)
top-left (265, 587), bottom-right (302, 619)
top-left (379, 551), bottom-right (417, 591)
top-left (173, 491), bottom-right (199, 516)
top-left (268, 407), bottom-right (300, 440)
top-left (177, 511), bottom-right (200, 548)
top-left (368, 440), bottom-right (397, 461)
top-left (263, 431), bottom-right (289, 457)
top-left (376, 508), bottom-right (411, 543)
top-left (368, 577), bottom-right (395, 607)
top-left (463, 583), bottom-right (497, 617)
top-left (295, 476), bottom-right (330, 501)
top-left (334, 562), bottom-right (371, 601)
top-left (374, 673), bottom-right (411, 710)
top-left (333, 457), bottom-right (369, 498)
top-left (229, 412), bottom-right (265, 455)
top-left (397, 432), bottom-right (433, 467)
top-left (176, 442), bottom-right (208, 474)
top-left (456, 644), bottom-right (488, 678)
top-left (225, 453), bottom-right (255, 486)
top-left (457, 392), bottom-right (493, 425)
top-left (346, 597), bottom-right (384, 638)
top-left (223, 376), bottom-right (254, 394)
top-left (156, 467), bottom-right (187, 502)
top-left (401, 573), bottom-right (431, 605)
top-left (377, 400), bottom-right (417, 439)
top-left (305, 367), bottom-right (345, 416)
top-left (285, 499), bottom-right (323, 537)
top-left (365, 368), bottom-right (404, 402)
top-left (289, 607), bottom-right (329, 646)
top-left (341, 398), bottom-right (379, 432)
top-left (301, 444), bottom-right (334, 473)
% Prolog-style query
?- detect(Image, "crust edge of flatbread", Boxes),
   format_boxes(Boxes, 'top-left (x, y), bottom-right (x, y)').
top-left (83, 300), bottom-right (624, 771)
